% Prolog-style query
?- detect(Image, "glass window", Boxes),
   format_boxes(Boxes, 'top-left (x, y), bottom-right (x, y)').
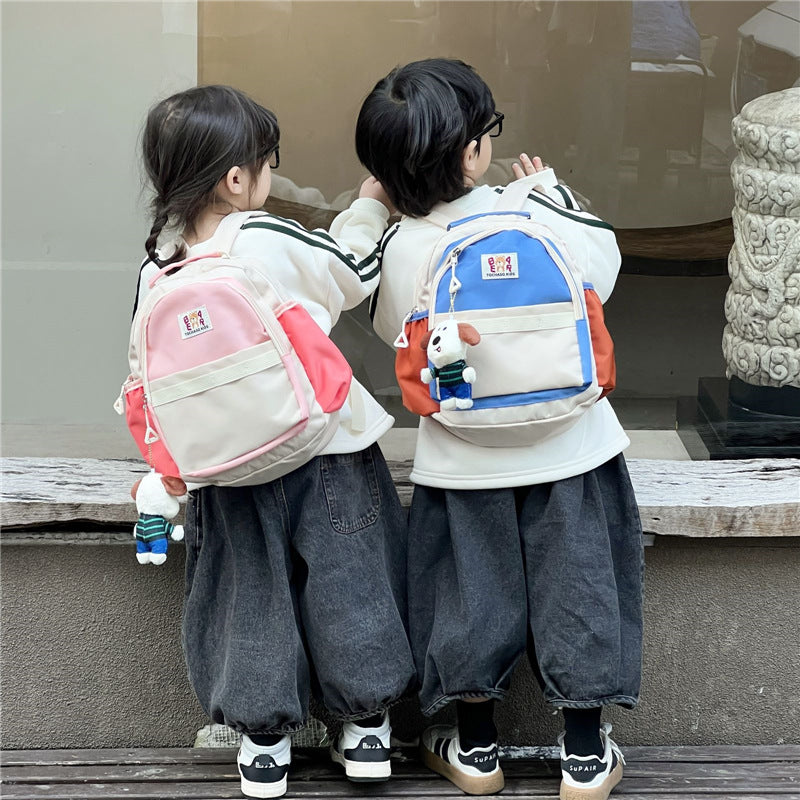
top-left (199, 0), bottom-right (800, 443)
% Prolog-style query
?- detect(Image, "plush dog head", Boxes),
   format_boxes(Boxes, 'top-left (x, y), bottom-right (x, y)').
top-left (420, 321), bottom-right (481, 368)
top-left (131, 471), bottom-right (187, 519)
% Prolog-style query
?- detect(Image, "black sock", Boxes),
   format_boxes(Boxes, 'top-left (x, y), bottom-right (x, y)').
top-left (354, 712), bottom-right (385, 729)
top-left (457, 700), bottom-right (497, 751)
top-left (563, 708), bottom-right (603, 757)
top-left (248, 733), bottom-right (284, 747)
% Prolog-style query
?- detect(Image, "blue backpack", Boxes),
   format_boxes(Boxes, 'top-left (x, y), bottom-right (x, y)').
top-left (393, 178), bottom-right (615, 446)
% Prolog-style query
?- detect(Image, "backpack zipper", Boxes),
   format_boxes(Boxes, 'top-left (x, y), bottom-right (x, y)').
top-left (428, 229), bottom-right (585, 328)
top-left (394, 308), bottom-right (429, 348)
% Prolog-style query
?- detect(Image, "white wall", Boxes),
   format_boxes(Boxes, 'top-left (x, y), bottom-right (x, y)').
top-left (1, 1), bottom-right (197, 426)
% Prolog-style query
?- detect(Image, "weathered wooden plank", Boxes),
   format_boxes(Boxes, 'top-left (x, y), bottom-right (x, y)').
top-left (0, 458), bottom-right (413, 534)
top-left (5, 759), bottom-right (800, 784)
top-left (0, 748), bottom-right (236, 767)
top-left (629, 459), bottom-right (800, 538)
top-left (2, 457), bottom-right (798, 538)
top-left (0, 783), bottom-right (257, 799)
top-left (3, 744), bottom-right (800, 768)
top-left (622, 745), bottom-right (800, 763)
top-left (1, 778), bottom-right (799, 799)
top-left (0, 458), bottom-right (148, 530)
top-left (1, 763), bottom-right (237, 783)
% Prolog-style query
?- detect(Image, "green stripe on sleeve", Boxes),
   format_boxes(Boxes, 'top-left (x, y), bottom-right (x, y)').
top-left (494, 186), bottom-right (614, 231)
top-left (555, 185), bottom-right (576, 210)
top-left (265, 213), bottom-right (339, 246)
top-left (241, 221), bottom-right (379, 282)
top-left (525, 192), bottom-right (614, 231)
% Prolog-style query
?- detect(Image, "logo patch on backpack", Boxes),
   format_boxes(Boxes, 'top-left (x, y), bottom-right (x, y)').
top-left (178, 306), bottom-right (213, 339)
top-left (481, 252), bottom-right (518, 279)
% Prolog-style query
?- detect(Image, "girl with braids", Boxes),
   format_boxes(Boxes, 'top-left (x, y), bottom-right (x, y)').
top-left (134, 85), bottom-right (415, 799)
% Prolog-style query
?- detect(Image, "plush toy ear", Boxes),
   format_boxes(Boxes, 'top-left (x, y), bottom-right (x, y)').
top-left (130, 479), bottom-right (143, 501)
top-left (161, 475), bottom-right (188, 497)
top-left (420, 331), bottom-right (432, 350)
top-left (458, 323), bottom-right (481, 346)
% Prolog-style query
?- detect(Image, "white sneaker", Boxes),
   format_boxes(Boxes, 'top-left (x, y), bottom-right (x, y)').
top-left (420, 724), bottom-right (504, 795)
top-left (237, 734), bottom-right (291, 799)
top-left (330, 712), bottom-right (392, 781)
top-left (559, 722), bottom-right (625, 800)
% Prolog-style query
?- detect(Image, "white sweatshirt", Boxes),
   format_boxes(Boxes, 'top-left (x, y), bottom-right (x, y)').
top-left (137, 197), bottom-right (394, 457)
top-left (373, 173), bottom-right (630, 489)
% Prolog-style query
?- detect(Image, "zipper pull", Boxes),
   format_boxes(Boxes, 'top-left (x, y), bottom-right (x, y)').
top-left (448, 248), bottom-right (462, 306)
top-left (113, 385), bottom-right (125, 415)
top-left (448, 249), bottom-right (462, 315)
top-left (142, 395), bottom-right (159, 444)
top-left (393, 309), bottom-right (416, 349)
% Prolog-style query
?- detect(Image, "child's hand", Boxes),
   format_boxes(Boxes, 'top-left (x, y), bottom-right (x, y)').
top-left (512, 154), bottom-right (547, 180)
top-left (359, 176), bottom-right (395, 214)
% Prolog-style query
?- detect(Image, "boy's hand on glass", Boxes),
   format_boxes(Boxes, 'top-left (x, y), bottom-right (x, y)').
top-left (359, 176), bottom-right (396, 215)
top-left (511, 153), bottom-right (547, 180)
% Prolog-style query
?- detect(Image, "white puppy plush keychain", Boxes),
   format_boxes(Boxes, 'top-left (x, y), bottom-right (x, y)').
top-left (420, 321), bottom-right (481, 410)
top-left (130, 470), bottom-right (187, 565)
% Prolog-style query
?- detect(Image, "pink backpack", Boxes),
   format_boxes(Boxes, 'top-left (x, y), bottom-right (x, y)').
top-left (115, 211), bottom-right (352, 486)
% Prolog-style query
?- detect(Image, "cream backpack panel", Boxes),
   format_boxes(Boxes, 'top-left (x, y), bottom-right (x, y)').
top-left (116, 211), bottom-right (352, 486)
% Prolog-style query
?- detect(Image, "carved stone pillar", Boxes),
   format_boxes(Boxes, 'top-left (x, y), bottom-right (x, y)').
top-left (679, 88), bottom-right (800, 458)
top-left (722, 88), bottom-right (800, 416)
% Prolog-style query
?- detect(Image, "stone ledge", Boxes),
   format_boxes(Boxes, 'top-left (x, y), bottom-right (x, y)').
top-left (1, 457), bottom-right (798, 542)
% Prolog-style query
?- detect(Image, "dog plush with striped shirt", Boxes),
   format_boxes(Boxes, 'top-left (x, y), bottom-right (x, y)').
top-left (131, 470), bottom-right (187, 565)
top-left (420, 321), bottom-right (481, 410)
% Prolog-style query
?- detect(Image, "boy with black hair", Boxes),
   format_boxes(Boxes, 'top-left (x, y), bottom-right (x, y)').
top-left (357, 58), bottom-right (643, 799)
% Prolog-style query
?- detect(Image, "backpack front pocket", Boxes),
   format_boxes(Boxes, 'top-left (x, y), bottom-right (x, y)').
top-left (122, 377), bottom-right (181, 476)
top-left (438, 304), bottom-right (588, 401)
top-left (146, 340), bottom-right (309, 477)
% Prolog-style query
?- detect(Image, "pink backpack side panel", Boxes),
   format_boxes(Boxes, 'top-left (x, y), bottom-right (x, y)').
top-left (278, 303), bottom-right (352, 413)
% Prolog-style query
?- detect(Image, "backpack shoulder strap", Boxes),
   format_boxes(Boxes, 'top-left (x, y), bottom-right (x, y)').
top-left (209, 210), bottom-right (268, 254)
top-left (424, 207), bottom-right (458, 230)
top-left (426, 172), bottom-right (554, 229)
top-left (494, 168), bottom-right (558, 212)
top-left (494, 175), bottom-right (540, 212)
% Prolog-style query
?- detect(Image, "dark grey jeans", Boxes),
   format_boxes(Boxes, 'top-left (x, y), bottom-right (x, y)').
top-left (408, 453), bottom-right (644, 716)
top-left (182, 443), bottom-right (416, 735)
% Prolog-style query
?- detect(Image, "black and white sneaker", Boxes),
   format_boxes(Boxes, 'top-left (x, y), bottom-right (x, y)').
top-left (420, 724), bottom-right (504, 795)
top-left (237, 734), bottom-right (291, 799)
top-left (330, 712), bottom-right (392, 781)
top-left (559, 723), bottom-right (625, 800)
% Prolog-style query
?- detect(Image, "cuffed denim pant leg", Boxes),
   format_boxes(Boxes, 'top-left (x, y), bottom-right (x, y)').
top-left (408, 454), bottom-right (643, 716)
top-left (408, 484), bottom-right (530, 715)
top-left (181, 444), bottom-right (416, 735)
top-left (518, 454), bottom-right (644, 709)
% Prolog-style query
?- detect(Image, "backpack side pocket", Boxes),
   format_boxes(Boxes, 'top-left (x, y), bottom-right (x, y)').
top-left (583, 286), bottom-right (616, 399)
top-left (395, 313), bottom-right (440, 416)
top-left (277, 303), bottom-right (352, 413)
top-left (122, 377), bottom-right (181, 476)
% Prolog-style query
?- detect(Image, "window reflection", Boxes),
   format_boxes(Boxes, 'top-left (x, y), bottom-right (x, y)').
top-left (198, 0), bottom-right (800, 423)
top-left (200, 0), bottom-right (799, 229)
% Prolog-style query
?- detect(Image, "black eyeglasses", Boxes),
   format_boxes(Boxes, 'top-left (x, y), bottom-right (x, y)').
top-left (266, 145), bottom-right (280, 170)
top-left (472, 111), bottom-right (504, 142)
